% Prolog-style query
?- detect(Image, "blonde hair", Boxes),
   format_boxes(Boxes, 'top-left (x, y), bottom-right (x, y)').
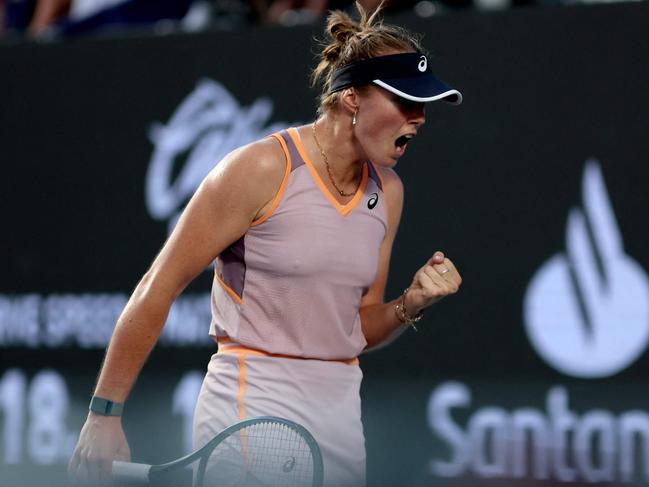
top-left (310, 1), bottom-right (425, 114)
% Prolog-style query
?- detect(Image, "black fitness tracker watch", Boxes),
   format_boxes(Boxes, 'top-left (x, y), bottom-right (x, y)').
top-left (89, 396), bottom-right (124, 416)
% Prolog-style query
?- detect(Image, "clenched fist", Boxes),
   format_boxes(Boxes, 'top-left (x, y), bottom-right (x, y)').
top-left (405, 251), bottom-right (461, 315)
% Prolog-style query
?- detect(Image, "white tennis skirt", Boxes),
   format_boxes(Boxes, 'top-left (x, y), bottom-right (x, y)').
top-left (192, 340), bottom-right (366, 487)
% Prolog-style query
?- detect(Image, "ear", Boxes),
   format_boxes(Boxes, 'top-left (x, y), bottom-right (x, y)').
top-left (339, 87), bottom-right (360, 116)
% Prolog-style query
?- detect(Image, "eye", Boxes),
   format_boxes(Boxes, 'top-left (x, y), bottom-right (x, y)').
top-left (391, 95), bottom-right (418, 110)
top-left (393, 97), bottom-right (424, 115)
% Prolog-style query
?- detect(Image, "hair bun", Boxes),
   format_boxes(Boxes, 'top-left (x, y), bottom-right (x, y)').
top-left (311, 1), bottom-right (422, 115)
top-left (323, 11), bottom-right (361, 63)
top-left (328, 13), bottom-right (362, 44)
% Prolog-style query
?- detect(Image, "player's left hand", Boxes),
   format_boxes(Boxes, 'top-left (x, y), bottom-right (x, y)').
top-left (404, 251), bottom-right (461, 315)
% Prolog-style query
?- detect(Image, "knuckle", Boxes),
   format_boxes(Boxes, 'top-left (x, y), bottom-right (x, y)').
top-left (87, 453), bottom-right (102, 464)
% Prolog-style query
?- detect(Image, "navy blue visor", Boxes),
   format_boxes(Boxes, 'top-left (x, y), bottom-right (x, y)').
top-left (330, 52), bottom-right (462, 105)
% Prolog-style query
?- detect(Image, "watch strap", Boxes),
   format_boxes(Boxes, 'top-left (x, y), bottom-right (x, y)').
top-left (89, 396), bottom-right (124, 416)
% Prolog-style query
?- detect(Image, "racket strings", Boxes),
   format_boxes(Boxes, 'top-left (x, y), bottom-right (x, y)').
top-left (204, 420), bottom-right (315, 487)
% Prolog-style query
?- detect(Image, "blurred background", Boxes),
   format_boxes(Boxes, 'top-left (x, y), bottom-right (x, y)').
top-left (1, 0), bottom-right (644, 39)
top-left (1, 0), bottom-right (649, 486)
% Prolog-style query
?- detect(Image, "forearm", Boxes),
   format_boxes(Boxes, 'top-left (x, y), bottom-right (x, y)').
top-left (360, 251), bottom-right (462, 352)
top-left (93, 272), bottom-right (177, 402)
top-left (360, 298), bottom-right (413, 351)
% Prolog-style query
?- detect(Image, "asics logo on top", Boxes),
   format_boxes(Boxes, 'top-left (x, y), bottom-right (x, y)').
top-left (418, 56), bottom-right (428, 72)
top-left (367, 193), bottom-right (378, 210)
top-left (523, 159), bottom-right (649, 378)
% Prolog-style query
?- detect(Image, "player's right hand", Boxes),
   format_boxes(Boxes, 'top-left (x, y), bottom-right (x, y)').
top-left (68, 413), bottom-right (131, 485)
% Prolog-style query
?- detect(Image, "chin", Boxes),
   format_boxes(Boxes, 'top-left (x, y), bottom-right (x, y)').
top-left (371, 156), bottom-right (399, 169)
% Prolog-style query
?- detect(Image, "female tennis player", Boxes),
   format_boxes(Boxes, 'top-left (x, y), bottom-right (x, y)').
top-left (68, 2), bottom-right (462, 486)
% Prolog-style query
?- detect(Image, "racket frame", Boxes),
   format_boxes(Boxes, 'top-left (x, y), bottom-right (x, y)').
top-left (114, 416), bottom-right (324, 487)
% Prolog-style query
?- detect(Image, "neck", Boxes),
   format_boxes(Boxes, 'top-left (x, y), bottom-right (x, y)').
top-left (312, 113), bottom-right (365, 189)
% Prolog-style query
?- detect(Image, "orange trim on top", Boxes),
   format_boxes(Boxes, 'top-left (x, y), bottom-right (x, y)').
top-left (250, 133), bottom-right (292, 227)
top-left (287, 127), bottom-right (368, 217)
top-left (214, 272), bottom-right (242, 304)
top-left (217, 337), bottom-right (359, 366)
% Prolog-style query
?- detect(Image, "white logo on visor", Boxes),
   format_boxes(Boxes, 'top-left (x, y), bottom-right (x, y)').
top-left (523, 159), bottom-right (649, 378)
top-left (418, 56), bottom-right (427, 72)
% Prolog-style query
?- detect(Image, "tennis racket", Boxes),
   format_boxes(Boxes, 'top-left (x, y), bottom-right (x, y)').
top-left (112, 416), bottom-right (324, 487)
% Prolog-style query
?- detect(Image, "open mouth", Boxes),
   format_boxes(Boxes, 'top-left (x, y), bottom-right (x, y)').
top-left (395, 134), bottom-right (414, 150)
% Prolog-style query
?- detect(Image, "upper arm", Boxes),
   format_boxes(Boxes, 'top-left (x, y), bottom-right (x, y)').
top-left (141, 137), bottom-right (287, 299)
top-left (359, 167), bottom-right (404, 307)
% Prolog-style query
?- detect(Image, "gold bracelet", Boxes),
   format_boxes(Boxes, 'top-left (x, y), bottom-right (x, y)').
top-left (394, 287), bottom-right (423, 331)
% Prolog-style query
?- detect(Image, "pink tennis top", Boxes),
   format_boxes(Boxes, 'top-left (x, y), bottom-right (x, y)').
top-left (209, 127), bottom-right (388, 360)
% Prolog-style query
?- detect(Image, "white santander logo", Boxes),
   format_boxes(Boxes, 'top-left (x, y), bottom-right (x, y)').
top-left (524, 159), bottom-right (649, 378)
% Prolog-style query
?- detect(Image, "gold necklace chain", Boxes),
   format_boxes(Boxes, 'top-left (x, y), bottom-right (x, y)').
top-left (312, 121), bottom-right (361, 198)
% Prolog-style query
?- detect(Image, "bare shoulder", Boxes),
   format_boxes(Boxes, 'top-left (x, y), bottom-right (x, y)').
top-left (241, 136), bottom-right (287, 173)
top-left (202, 136), bottom-right (286, 201)
top-left (206, 136), bottom-right (286, 186)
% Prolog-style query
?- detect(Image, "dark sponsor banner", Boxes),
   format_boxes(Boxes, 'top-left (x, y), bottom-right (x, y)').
top-left (1, 3), bottom-right (649, 486)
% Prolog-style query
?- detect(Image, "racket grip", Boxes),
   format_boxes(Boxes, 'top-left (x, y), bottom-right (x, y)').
top-left (112, 460), bottom-right (151, 483)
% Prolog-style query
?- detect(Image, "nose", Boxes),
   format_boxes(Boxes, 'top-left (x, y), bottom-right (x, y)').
top-left (409, 103), bottom-right (426, 127)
